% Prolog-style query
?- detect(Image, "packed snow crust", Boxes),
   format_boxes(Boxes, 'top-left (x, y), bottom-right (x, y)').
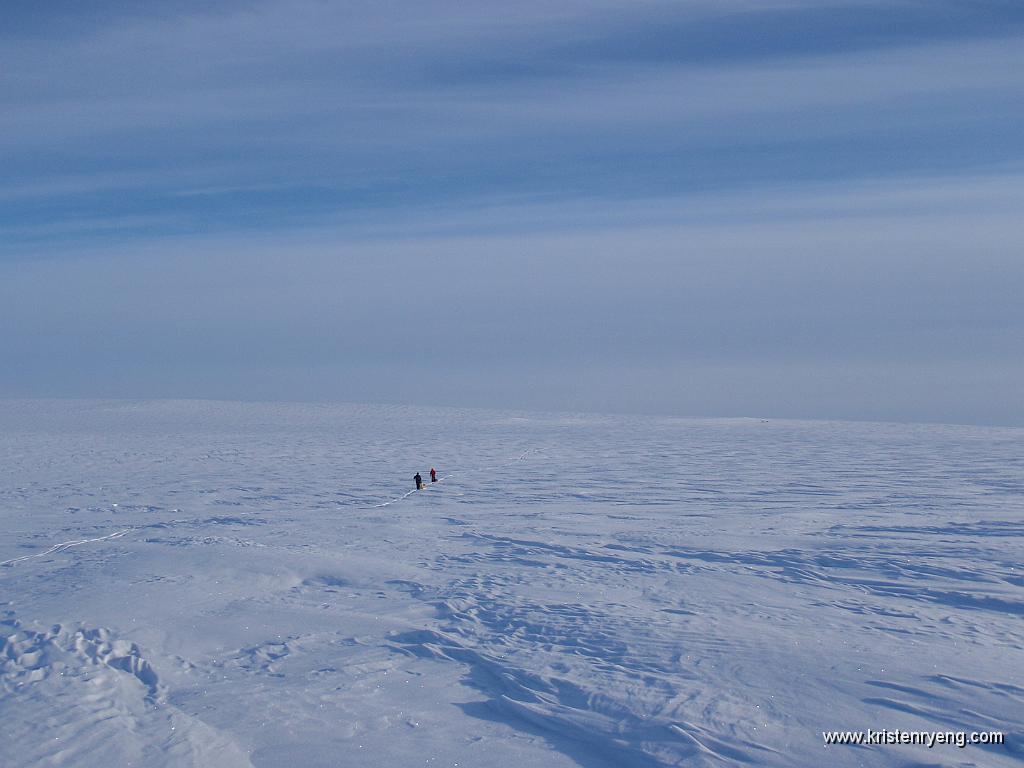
top-left (1, 400), bottom-right (1021, 767)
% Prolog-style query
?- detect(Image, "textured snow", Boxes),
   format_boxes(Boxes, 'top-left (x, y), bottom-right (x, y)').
top-left (1, 400), bottom-right (1021, 767)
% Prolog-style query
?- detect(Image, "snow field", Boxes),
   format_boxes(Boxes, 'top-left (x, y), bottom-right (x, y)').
top-left (1, 400), bottom-right (1021, 766)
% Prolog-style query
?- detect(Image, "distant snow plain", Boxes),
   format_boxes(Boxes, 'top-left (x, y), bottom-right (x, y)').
top-left (1, 400), bottom-right (1021, 767)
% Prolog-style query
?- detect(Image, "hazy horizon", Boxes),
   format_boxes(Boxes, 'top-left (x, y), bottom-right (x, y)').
top-left (3, 395), bottom-right (1022, 432)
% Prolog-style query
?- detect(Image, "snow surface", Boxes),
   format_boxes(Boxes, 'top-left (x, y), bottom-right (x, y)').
top-left (1, 400), bottom-right (1021, 767)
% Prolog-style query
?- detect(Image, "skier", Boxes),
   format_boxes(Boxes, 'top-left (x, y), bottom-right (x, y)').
top-left (414, 472), bottom-right (423, 490)
top-left (430, 468), bottom-right (437, 483)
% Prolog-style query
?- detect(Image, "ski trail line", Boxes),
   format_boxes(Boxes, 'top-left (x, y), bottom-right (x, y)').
top-left (1, 449), bottom-right (539, 565)
top-left (370, 448), bottom-right (537, 509)
top-left (0, 516), bottom-right (202, 569)
top-left (1, 528), bottom-right (133, 568)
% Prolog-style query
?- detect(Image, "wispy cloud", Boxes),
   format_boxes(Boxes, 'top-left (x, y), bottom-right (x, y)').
top-left (2, 1), bottom-right (1022, 422)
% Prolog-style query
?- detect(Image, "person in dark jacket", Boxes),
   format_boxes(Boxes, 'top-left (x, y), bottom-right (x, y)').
top-left (430, 468), bottom-right (437, 483)
top-left (414, 472), bottom-right (423, 490)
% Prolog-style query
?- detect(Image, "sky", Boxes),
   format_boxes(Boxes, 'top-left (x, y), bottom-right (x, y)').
top-left (2, 0), bottom-right (1023, 425)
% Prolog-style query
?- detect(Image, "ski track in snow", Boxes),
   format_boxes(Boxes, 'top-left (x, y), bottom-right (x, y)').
top-left (0, 528), bottom-right (134, 567)
top-left (0, 400), bottom-right (1022, 767)
top-left (0, 448), bottom-right (537, 567)
top-left (371, 448), bottom-right (536, 508)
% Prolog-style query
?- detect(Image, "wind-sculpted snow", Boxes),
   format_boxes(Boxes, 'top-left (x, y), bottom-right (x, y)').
top-left (0, 400), bottom-right (1021, 766)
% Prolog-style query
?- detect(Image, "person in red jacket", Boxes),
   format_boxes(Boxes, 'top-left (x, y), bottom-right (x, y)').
top-left (430, 468), bottom-right (437, 483)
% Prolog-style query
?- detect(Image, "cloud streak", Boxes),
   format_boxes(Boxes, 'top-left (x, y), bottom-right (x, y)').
top-left (2, 1), bottom-right (1022, 423)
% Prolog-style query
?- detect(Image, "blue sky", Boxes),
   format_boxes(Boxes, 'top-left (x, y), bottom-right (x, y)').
top-left (2, 1), bottom-right (1023, 424)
